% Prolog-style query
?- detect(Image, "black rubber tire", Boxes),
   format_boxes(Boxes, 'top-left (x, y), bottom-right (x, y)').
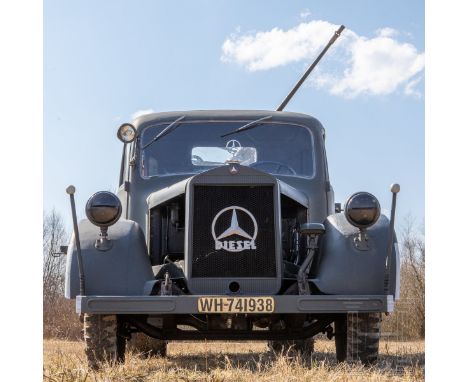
top-left (83, 314), bottom-right (126, 369)
top-left (128, 332), bottom-right (168, 357)
top-left (334, 313), bottom-right (381, 365)
top-left (334, 315), bottom-right (347, 363)
top-left (268, 338), bottom-right (314, 356)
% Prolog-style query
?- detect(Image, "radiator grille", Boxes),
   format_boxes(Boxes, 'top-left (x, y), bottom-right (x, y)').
top-left (191, 185), bottom-right (276, 278)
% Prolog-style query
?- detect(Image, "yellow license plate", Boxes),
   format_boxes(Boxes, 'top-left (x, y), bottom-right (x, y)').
top-left (198, 296), bottom-right (275, 313)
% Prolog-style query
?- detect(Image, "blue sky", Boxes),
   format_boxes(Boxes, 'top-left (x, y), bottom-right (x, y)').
top-left (44, 0), bottom-right (424, 232)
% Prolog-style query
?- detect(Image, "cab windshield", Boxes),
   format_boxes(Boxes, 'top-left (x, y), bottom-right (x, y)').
top-left (139, 121), bottom-right (315, 178)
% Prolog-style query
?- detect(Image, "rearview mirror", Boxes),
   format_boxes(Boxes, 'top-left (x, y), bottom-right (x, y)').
top-left (191, 146), bottom-right (257, 166)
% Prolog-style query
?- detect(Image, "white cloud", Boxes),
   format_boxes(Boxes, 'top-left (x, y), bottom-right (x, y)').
top-left (221, 20), bottom-right (424, 98)
top-left (221, 21), bottom-right (340, 71)
top-left (404, 76), bottom-right (423, 98)
top-left (325, 34), bottom-right (425, 97)
top-left (300, 9), bottom-right (311, 19)
top-left (131, 109), bottom-right (155, 120)
top-left (376, 27), bottom-right (399, 38)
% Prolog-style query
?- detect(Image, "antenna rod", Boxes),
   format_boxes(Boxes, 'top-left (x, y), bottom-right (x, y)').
top-left (66, 185), bottom-right (86, 296)
top-left (276, 25), bottom-right (345, 111)
top-left (384, 183), bottom-right (400, 295)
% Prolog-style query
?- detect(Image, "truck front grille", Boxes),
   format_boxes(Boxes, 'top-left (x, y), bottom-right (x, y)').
top-left (191, 185), bottom-right (276, 278)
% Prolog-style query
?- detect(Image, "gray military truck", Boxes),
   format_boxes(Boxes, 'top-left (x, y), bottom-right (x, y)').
top-left (64, 25), bottom-right (400, 368)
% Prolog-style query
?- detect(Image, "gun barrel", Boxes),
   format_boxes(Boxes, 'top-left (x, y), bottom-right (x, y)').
top-left (276, 25), bottom-right (345, 111)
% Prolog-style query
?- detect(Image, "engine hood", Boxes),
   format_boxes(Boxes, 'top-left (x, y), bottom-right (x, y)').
top-left (146, 165), bottom-right (309, 210)
top-left (147, 177), bottom-right (191, 209)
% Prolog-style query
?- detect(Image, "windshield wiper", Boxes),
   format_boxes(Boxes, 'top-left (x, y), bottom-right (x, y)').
top-left (220, 115), bottom-right (272, 138)
top-left (142, 115), bottom-right (185, 150)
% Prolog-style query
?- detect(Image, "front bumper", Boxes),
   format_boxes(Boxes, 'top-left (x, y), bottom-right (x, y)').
top-left (77, 294), bottom-right (394, 314)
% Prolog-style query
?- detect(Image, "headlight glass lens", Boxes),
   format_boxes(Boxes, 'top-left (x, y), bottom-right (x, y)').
top-left (117, 123), bottom-right (136, 143)
top-left (86, 191), bottom-right (122, 227)
top-left (345, 192), bottom-right (381, 228)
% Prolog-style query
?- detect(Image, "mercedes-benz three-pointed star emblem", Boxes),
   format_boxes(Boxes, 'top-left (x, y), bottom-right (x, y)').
top-left (211, 206), bottom-right (258, 252)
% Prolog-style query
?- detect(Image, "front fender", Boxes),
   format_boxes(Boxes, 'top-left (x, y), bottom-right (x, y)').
top-left (65, 219), bottom-right (154, 299)
top-left (312, 213), bottom-right (400, 297)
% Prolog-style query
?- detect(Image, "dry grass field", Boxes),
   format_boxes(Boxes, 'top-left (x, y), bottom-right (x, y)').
top-left (43, 338), bottom-right (424, 381)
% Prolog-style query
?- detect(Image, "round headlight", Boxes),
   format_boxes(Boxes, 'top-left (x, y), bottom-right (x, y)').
top-left (117, 123), bottom-right (136, 143)
top-left (345, 192), bottom-right (381, 229)
top-left (86, 191), bottom-right (122, 227)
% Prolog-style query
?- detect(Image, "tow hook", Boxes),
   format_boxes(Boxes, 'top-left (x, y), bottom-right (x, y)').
top-left (161, 272), bottom-right (173, 296)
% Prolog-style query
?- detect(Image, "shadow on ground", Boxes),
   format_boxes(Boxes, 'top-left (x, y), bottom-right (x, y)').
top-left (154, 348), bottom-right (425, 374)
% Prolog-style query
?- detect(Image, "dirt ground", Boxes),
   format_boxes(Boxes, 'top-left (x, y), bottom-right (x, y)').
top-left (43, 338), bottom-right (424, 381)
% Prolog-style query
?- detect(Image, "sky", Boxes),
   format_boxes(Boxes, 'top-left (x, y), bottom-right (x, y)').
top-left (44, 0), bottom-right (424, 232)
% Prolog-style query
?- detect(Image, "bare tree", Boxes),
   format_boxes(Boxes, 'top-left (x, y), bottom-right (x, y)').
top-left (382, 216), bottom-right (425, 339)
top-left (43, 209), bottom-right (81, 339)
top-left (399, 217), bottom-right (425, 337)
top-left (43, 209), bottom-right (67, 304)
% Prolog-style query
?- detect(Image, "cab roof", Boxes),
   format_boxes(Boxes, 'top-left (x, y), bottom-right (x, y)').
top-left (132, 110), bottom-right (325, 135)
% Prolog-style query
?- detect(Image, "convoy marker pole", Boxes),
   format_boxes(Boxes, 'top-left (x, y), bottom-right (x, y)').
top-left (66, 185), bottom-right (86, 296)
top-left (384, 184), bottom-right (400, 295)
top-left (276, 25), bottom-right (345, 112)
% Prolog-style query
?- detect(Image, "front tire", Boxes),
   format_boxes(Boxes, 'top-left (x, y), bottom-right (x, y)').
top-left (335, 313), bottom-right (381, 365)
top-left (83, 314), bottom-right (126, 369)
